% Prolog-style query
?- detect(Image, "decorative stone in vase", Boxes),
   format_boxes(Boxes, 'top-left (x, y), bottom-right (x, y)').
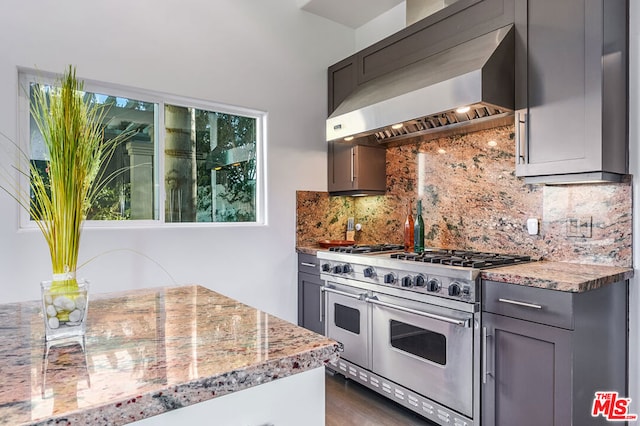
top-left (41, 278), bottom-right (89, 343)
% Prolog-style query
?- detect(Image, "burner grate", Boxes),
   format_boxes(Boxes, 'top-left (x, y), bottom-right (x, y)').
top-left (330, 244), bottom-right (404, 254)
top-left (391, 249), bottom-right (531, 269)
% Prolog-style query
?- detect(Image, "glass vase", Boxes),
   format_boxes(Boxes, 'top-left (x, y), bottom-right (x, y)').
top-left (41, 278), bottom-right (89, 344)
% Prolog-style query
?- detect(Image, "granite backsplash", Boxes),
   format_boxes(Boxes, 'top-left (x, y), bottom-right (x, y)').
top-left (297, 125), bottom-right (632, 267)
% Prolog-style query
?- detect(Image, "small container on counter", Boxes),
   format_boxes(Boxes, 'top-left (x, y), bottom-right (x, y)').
top-left (404, 205), bottom-right (414, 252)
top-left (414, 200), bottom-right (425, 253)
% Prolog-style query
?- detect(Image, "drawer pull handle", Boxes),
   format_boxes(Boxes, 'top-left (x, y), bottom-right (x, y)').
top-left (300, 262), bottom-right (317, 267)
top-left (498, 298), bottom-right (542, 310)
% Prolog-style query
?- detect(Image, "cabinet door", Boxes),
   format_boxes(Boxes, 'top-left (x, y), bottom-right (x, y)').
top-left (328, 55), bottom-right (357, 115)
top-left (514, 0), bottom-right (627, 178)
top-left (328, 0), bottom-right (515, 115)
top-left (515, 0), bottom-right (592, 175)
top-left (353, 145), bottom-right (386, 192)
top-left (297, 271), bottom-right (324, 335)
top-left (482, 312), bottom-right (571, 426)
top-left (328, 142), bottom-right (354, 193)
top-left (328, 144), bottom-right (386, 194)
top-left (359, 0), bottom-right (513, 84)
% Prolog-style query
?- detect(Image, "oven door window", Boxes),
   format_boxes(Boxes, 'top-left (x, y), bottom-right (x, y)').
top-left (334, 303), bottom-right (360, 334)
top-left (389, 320), bottom-right (446, 365)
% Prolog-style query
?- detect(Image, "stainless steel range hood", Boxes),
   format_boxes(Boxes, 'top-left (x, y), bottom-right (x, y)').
top-left (326, 25), bottom-right (515, 144)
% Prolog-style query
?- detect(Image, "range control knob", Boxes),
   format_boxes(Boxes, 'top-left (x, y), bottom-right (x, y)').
top-left (415, 275), bottom-right (426, 287)
top-left (363, 267), bottom-right (375, 278)
top-left (401, 276), bottom-right (413, 287)
top-left (332, 265), bottom-right (343, 274)
top-left (426, 278), bottom-right (441, 292)
top-left (448, 283), bottom-right (461, 297)
top-left (322, 263), bottom-right (331, 272)
top-left (384, 273), bottom-right (396, 284)
top-left (342, 264), bottom-right (352, 274)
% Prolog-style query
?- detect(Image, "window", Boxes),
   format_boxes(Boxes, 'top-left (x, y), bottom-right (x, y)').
top-left (164, 105), bottom-right (257, 223)
top-left (20, 70), bottom-right (265, 227)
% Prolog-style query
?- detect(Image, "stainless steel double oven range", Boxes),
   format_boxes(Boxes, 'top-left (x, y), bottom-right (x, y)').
top-left (317, 245), bottom-right (531, 426)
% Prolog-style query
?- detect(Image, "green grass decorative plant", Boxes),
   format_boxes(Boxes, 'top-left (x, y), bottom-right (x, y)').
top-left (5, 66), bottom-right (130, 295)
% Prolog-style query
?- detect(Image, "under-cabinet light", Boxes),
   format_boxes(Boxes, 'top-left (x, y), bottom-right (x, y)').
top-left (391, 123), bottom-right (404, 130)
top-left (344, 136), bottom-right (354, 141)
top-left (456, 106), bottom-right (471, 114)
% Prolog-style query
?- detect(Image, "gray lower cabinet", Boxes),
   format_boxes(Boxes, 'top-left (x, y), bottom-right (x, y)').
top-left (513, 0), bottom-right (628, 182)
top-left (297, 253), bottom-right (324, 335)
top-left (482, 312), bottom-right (571, 425)
top-left (482, 280), bottom-right (627, 425)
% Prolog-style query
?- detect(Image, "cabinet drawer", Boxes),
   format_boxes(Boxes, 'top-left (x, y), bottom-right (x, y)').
top-left (482, 280), bottom-right (574, 329)
top-left (298, 253), bottom-right (320, 276)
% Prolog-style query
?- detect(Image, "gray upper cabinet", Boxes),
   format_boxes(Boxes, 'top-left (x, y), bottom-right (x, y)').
top-left (327, 0), bottom-right (516, 117)
top-left (514, 0), bottom-right (628, 183)
top-left (328, 55), bottom-right (357, 116)
top-left (328, 143), bottom-right (386, 195)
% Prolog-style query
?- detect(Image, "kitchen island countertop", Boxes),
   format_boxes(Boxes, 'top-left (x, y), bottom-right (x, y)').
top-left (0, 285), bottom-right (338, 425)
top-left (481, 261), bottom-right (634, 292)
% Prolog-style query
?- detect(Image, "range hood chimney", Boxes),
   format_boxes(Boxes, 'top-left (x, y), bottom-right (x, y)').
top-left (406, 0), bottom-right (461, 27)
top-left (326, 25), bottom-right (515, 144)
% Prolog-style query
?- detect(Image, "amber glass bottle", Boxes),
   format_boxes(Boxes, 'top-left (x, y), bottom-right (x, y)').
top-left (403, 205), bottom-right (414, 252)
top-left (414, 200), bottom-right (425, 253)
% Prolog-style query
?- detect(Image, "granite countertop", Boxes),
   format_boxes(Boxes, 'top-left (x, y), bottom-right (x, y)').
top-left (481, 261), bottom-right (634, 292)
top-left (297, 245), bottom-right (321, 256)
top-left (0, 285), bottom-right (338, 425)
top-left (298, 246), bottom-right (633, 293)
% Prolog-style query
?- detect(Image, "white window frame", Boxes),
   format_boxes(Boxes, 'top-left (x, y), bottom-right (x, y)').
top-left (18, 68), bottom-right (267, 229)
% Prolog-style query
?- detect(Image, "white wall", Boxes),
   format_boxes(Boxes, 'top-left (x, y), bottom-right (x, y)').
top-left (628, 0), bottom-right (639, 413)
top-left (0, 0), bottom-right (354, 322)
top-left (355, 2), bottom-right (406, 50)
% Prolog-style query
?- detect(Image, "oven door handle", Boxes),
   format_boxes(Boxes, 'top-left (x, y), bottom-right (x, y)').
top-left (321, 286), bottom-right (366, 300)
top-left (365, 296), bottom-right (470, 327)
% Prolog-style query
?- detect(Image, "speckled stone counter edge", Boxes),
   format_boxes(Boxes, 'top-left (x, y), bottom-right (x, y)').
top-left (481, 262), bottom-right (634, 293)
top-left (32, 346), bottom-right (338, 426)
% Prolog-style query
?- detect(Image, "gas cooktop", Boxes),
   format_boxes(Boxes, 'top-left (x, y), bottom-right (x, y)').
top-left (327, 244), bottom-right (531, 269)
top-left (318, 245), bottom-right (535, 304)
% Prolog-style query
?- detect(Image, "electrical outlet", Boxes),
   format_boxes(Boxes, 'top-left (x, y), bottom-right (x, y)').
top-left (579, 216), bottom-right (592, 238)
top-left (566, 216), bottom-right (592, 238)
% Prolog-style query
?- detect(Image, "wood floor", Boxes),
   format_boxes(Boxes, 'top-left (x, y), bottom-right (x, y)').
top-left (325, 370), bottom-right (436, 426)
